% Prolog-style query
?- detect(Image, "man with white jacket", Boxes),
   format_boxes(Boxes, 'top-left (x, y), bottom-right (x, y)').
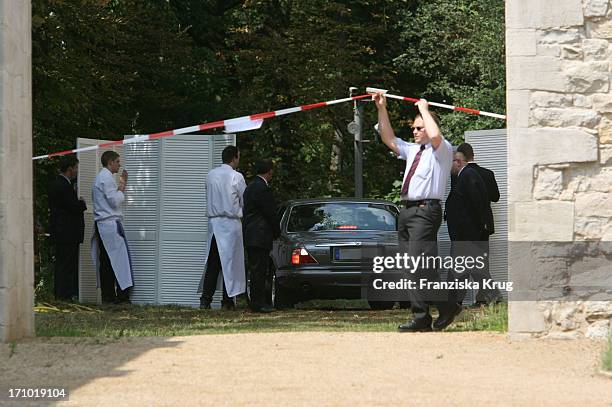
top-left (198, 145), bottom-right (247, 310)
top-left (91, 151), bottom-right (133, 304)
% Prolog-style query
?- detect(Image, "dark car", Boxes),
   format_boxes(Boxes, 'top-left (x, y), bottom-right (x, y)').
top-left (260, 198), bottom-right (400, 310)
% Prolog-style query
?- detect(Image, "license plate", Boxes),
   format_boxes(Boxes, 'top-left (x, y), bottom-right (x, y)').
top-left (334, 247), bottom-right (377, 261)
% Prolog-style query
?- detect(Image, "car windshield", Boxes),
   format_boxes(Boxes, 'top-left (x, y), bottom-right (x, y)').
top-left (287, 203), bottom-right (398, 232)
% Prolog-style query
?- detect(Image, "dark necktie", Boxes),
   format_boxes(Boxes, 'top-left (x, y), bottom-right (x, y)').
top-left (400, 144), bottom-right (426, 196)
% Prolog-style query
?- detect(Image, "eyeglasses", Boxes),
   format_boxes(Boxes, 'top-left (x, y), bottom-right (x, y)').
top-left (411, 126), bottom-right (425, 132)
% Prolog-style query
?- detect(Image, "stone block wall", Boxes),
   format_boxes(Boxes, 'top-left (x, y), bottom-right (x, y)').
top-left (507, 0), bottom-right (612, 338)
top-left (0, 0), bottom-right (34, 342)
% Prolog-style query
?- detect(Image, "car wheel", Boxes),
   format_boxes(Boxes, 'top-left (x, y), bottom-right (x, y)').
top-left (269, 267), bottom-right (295, 309)
top-left (368, 301), bottom-right (395, 310)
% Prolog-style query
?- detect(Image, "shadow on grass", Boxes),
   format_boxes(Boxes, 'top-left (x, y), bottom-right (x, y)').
top-left (35, 299), bottom-right (508, 337)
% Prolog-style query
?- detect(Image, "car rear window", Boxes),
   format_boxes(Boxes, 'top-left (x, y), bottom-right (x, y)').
top-left (287, 203), bottom-right (398, 232)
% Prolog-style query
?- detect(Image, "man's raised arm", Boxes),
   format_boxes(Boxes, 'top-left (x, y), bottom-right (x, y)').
top-left (415, 99), bottom-right (442, 150)
top-left (373, 93), bottom-right (400, 156)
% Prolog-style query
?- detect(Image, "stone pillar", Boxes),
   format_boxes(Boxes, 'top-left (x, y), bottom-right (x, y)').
top-left (506, 0), bottom-right (612, 339)
top-left (0, 0), bottom-right (34, 342)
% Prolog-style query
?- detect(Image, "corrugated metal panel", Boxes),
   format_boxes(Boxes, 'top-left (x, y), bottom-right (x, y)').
top-left (123, 137), bottom-right (160, 304)
top-left (77, 138), bottom-right (101, 304)
top-left (213, 134), bottom-right (235, 164)
top-left (466, 129), bottom-right (508, 300)
top-left (126, 241), bottom-right (158, 302)
top-left (159, 242), bottom-right (207, 307)
top-left (158, 136), bottom-right (211, 306)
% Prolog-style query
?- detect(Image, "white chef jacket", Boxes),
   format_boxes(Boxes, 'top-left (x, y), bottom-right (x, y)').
top-left (91, 167), bottom-right (133, 290)
top-left (198, 164), bottom-right (247, 297)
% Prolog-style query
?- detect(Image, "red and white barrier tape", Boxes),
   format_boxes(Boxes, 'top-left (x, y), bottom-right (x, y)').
top-left (365, 87), bottom-right (506, 120)
top-left (32, 94), bottom-right (372, 161)
top-left (33, 88), bottom-right (505, 161)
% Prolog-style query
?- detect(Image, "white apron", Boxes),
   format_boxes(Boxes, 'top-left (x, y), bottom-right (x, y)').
top-left (198, 217), bottom-right (246, 297)
top-left (91, 219), bottom-right (134, 290)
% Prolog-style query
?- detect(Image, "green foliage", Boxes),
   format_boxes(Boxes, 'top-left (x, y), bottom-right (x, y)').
top-left (32, 0), bottom-right (227, 227)
top-left (222, 0), bottom-right (405, 201)
top-left (394, 0), bottom-right (506, 145)
top-left (8, 342), bottom-right (17, 358)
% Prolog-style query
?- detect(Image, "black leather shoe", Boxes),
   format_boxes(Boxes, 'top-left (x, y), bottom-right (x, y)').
top-left (433, 304), bottom-right (462, 331)
top-left (252, 306), bottom-right (275, 313)
top-left (398, 319), bottom-right (433, 333)
top-left (200, 297), bottom-right (211, 309)
top-left (221, 302), bottom-right (235, 311)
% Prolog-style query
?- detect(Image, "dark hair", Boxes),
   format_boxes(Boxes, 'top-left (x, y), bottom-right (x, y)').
top-left (59, 156), bottom-right (79, 173)
top-left (254, 160), bottom-right (273, 175)
top-left (414, 111), bottom-right (441, 128)
top-left (222, 146), bottom-right (239, 164)
top-left (457, 142), bottom-right (474, 161)
top-left (101, 151), bottom-right (120, 167)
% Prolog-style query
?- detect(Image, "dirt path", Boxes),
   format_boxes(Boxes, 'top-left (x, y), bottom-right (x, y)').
top-left (1, 332), bottom-right (610, 406)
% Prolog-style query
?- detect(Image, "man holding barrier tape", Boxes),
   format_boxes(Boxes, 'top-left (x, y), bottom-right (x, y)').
top-left (373, 91), bottom-right (462, 332)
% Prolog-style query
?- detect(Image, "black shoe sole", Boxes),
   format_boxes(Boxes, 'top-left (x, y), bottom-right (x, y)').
top-left (433, 307), bottom-right (462, 331)
top-left (397, 320), bottom-right (433, 332)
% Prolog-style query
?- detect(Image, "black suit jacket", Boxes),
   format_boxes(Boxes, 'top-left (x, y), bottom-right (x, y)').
top-left (467, 163), bottom-right (500, 235)
top-left (243, 176), bottom-right (281, 250)
top-left (48, 175), bottom-right (87, 243)
top-left (445, 166), bottom-right (489, 241)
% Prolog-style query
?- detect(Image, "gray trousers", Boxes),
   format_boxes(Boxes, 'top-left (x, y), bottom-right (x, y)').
top-left (398, 201), bottom-right (450, 322)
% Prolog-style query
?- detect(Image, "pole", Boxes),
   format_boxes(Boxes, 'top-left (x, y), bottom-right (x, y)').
top-left (349, 87), bottom-right (364, 198)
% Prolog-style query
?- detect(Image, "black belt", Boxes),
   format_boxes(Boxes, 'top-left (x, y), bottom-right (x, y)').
top-left (400, 199), bottom-right (440, 208)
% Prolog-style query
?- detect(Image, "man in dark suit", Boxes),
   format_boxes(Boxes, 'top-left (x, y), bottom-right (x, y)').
top-left (445, 150), bottom-right (489, 305)
top-left (457, 143), bottom-right (499, 237)
top-left (457, 143), bottom-right (502, 303)
top-left (48, 156), bottom-right (87, 301)
top-left (243, 160), bottom-right (281, 313)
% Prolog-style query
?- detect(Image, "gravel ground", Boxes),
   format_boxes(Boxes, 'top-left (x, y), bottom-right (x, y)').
top-left (1, 332), bottom-right (611, 406)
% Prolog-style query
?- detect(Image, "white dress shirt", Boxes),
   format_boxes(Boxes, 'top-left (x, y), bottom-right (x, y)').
top-left (207, 164), bottom-right (247, 218)
top-left (397, 138), bottom-right (453, 201)
top-left (92, 167), bottom-right (125, 222)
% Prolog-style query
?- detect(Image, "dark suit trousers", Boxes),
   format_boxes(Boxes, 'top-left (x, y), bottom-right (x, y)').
top-left (449, 239), bottom-right (486, 304)
top-left (449, 234), bottom-right (500, 304)
top-left (95, 225), bottom-right (129, 302)
top-left (54, 242), bottom-right (79, 300)
top-left (472, 233), bottom-right (501, 302)
top-left (398, 202), bottom-right (449, 322)
top-left (201, 236), bottom-right (232, 306)
top-left (247, 246), bottom-right (270, 309)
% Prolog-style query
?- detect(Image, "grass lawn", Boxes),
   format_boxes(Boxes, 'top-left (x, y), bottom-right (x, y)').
top-left (603, 336), bottom-right (612, 372)
top-left (35, 299), bottom-right (507, 337)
